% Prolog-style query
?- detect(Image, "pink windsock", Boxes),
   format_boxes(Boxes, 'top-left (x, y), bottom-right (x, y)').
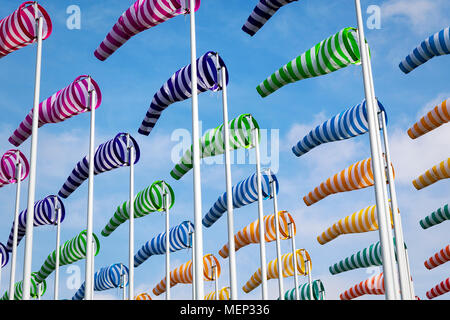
top-left (424, 244), bottom-right (450, 270)
top-left (94, 0), bottom-right (201, 61)
top-left (340, 272), bottom-right (385, 300)
top-left (426, 277), bottom-right (450, 299)
top-left (0, 1), bottom-right (52, 59)
top-left (0, 149), bottom-right (29, 188)
top-left (8, 76), bottom-right (102, 147)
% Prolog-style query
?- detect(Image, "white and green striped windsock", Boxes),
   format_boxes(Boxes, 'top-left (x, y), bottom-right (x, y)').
top-left (1, 272), bottom-right (47, 300)
top-left (420, 204), bottom-right (449, 230)
top-left (102, 180), bottom-right (175, 236)
top-left (170, 114), bottom-right (259, 180)
top-left (34, 230), bottom-right (100, 283)
top-left (283, 279), bottom-right (325, 300)
top-left (256, 27), bottom-right (364, 98)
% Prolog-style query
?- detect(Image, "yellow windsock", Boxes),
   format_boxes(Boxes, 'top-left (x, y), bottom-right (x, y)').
top-left (408, 99), bottom-right (450, 139)
top-left (412, 158), bottom-right (450, 190)
top-left (242, 249), bottom-right (309, 293)
top-left (204, 287), bottom-right (230, 300)
top-left (218, 211), bottom-right (295, 258)
top-left (317, 204), bottom-right (394, 245)
top-left (152, 254), bottom-right (220, 296)
top-left (134, 293), bottom-right (152, 300)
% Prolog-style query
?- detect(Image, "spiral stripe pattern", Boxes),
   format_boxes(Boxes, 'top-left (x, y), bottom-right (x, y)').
top-left (204, 287), bottom-right (230, 300)
top-left (412, 158), bottom-right (450, 190)
top-left (424, 244), bottom-right (450, 270)
top-left (420, 204), bottom-right (450, 229)
top-left (283, 279), bottom-right (325, 300)
top-left (135, 293), bottom-right (152, 300)
top-left (0, 272), bottom-right (46, 300)
top-left (408, 99), bottom-right (450, 139)
top-left (0, 149), bottom-right (29, 189)
top-left (340, 272), bottom-right (385, 300)
top-left (426, 277), bottom-right (450, 299)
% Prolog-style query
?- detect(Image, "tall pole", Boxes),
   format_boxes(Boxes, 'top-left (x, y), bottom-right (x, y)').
top-left (253, 123), bottom-right (268, 300)
top-left (84, 77), bottom-right (96, 300)
top-left (188, 0), bottom-right (204, 300)
top-left (189, 229), bottom-right (196, 300)
top-left (121, 264), bottom-right (126, 300)
top-left (127, 134), bottom-right (135, 300)
top-left (164, 182), bottom-right (171, 301)
top-left (354, 0), bottom-right (397, 300)
top-left (9, 153), bottom-right (22, 299)
top-left (0, 253), bottom-right (2, 292)
top-left (405, 248), bottom-right (415, 299)
top-left (22, 4), bottom-right (43, 300)
top-left (216, 53), bottom-right (238, 300)
top-left (213, 264), bottom-right (219, 300)
top-left (304, 251), bottom-right (313, 300)
top-left (289, 223), bottom-right (299, 301)
top-left (54, 198), bottom-right (61, 300)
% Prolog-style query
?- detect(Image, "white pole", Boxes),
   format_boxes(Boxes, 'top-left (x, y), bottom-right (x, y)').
top-left (405, 248), bottom-right (416, 299)
top-left (0, 253), bottom-right (2, 293)
top-left (190, 230), bottom-right (196, 300)
top-left (289, 223), bottom-right (299, 301)
top-left (84, 77), bottom-right (96, 300)
top-left (127, 134), bottom-right (135, 301)
top-left (9, 153), bottom-right (22, 300)
top-left (22, 5), bottom-right (43, 300)
top-left (188, 0), bottom-right (204, 300)
top-left (216, 54), bottom-right (238, 300)
top-left (213, 264), bottom-right (219, 300)
top-left (164, 182), bottom-right (171, 301)
top-left (121, 264), bottom-right (126, 300)
top-left (253, 123), bottom-right (268, 300)
top-left (54, 198), bottom-right (61, 300)
top-left (305, 254), bottom-right (313, 300)
top-left (269, 171), bottom-right (284, 300)
top-left (354, 0), bottom-right (397, 300)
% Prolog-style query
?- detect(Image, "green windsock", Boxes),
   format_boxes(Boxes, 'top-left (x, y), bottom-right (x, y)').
top-left (420, 204), bottom-right (449, 229)
top-left (256, 27), bottom-right (364, 98)
top-left (283, 280), bottom-right (325, 300)
top-left (34, 230), bottom-right (100, 283)
top-left (170, 114), bottom-right (259, 180)
top-left (1, 272), bottom-right (47, 300)
top-left (102, 180), bottom-right (175, 236)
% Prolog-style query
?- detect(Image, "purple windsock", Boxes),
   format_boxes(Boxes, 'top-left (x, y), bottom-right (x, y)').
top-left (0, 149), bottom-right (29, 189)
top-left (8, 75), bottom-right (102, 147)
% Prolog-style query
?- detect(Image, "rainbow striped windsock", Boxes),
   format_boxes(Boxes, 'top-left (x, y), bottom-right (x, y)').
top-left (0, 272), bottom-right (46, 300)
top-left (94, 0), bottom-right (200, 61)
top-left (170, 114), bottom-right (259, 180)
top-left (412, 158), bottom-right (450, 190)
top-left (340, 272), bottom-right (385, 300)
top-left (8, 76), bottom-right (102, 147)
top-left (399, 27), bottom-right (450, 74)
top-left (204, 287), bottom-right (230, 300)
top-left (152, 254), bottom-right (220, 296)
top-left (283, 279), bottom-right (325, 300)
top-left (317, 204), bottom-right (393, 245)
top-left (256, 27), bottom-right (363, 98)
top-left (424, 244), bottom-right (450, 270)
top-left (408, 99), bottom-right (450, 139)
top-left (242, 249), bottom-right (309, 293)
top-left (102, 180), bottom-right (174, 237)
top-left (0, 1), bottom-right (52, 59)
top-left (242, 0), bottom-right (298, 36)
top-left (420, 204), bottom-right (450, 229)
top-left (218, 211), bottom-right (295, 258)
top-left (135, 293), bottom-right (152, 300)
top-left (426, 277), bottom-right (450, 299)
top-left (0, 149), bottom-right (29, 189)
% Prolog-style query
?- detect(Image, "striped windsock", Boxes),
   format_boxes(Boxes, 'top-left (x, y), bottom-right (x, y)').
top-left (134, 220), bottom-right (193, 267)
top-left (94, 0), bottom-right (200, 61)
top-left (340, 272), bottom-right (385, 300)
top-left (408, 99), bottom-right (450, 139)
top-left (256, 27), bottom-right (363, 98)
top-left (424, 244), bottom-right (450, 270)
top-left (8, 76), bottom-right (102, 147)
top-left (135, 293), bottom-right (152, 300)
top-left (203, 170), bottom-right (279, 228)
top-left (242, 249), bottom-right (308, 293)
top-left (102, 180), bottom-right (174, 237)
top-left (170, 114), bottom-right (259, 180)
top-left (138, 51), bottom-right (228, 136)
top-left (399, 27), bottom-right (450, 74)
top-left (72, 263), bottom-right (129, 300)
top-left (0, 272), bottom-right (46, 300)
top-left (0, 243), bottom-right (9, 269)
top-left (303, 157), bottom-right (394, 206)
top-left (420, 204), bottom-right (450, 229)
top-left (317, 204), bottom-right (394, 245)
top-left (242, 0), bottom-right (298, 36)
top-left (412, 158), bottom-right (450, 190)
top-left (283, 279), bottom-right (325, 300)
top-left (0, 1), bottom-right (52, 59)
top-left (34, 230), bottom-right (100, 283)
top-left (218, 211), bottom-right (295, 258)
top-left (426, 277), bottom-right (450, 299)
top-left (58, 133), bottom-right (140, 199)
top-left (4, 195), bottom-right (65, 252)
top-left (0, 149), bottom-right (29, 189)
top-left (152, 254), bottom-right (220, 296)
top-left (204, 287), bottom-right (230, 300)
top-left (292, 100), bottom-right (387, 157)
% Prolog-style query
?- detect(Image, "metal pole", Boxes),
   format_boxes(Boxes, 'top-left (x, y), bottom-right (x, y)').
top-left (305, 253), bottom-right (313, 300)
top-left (188, 0), bottom-right (204, 300)
top-left (22, 5), bottom-right (43, 300)
top-left (9, 153), bottom-right (22, 300)
top-left (213, 264), bottom-right (219, 300)
top-left (189, 230), bottom-right (196, 300)
top-left (127, 134), bottom-right (135, 301)
top-left (121, 264), bottom-right (126, 300)
top-left (54, 198), bottom-right (61, 300)
top-left (164, 183), bottom-right (171, 300)
top-left (0, 253), bottom-right (2, 292)
top-left (84, 77), bottom-right (96, 300)
top-left (289, 223), bottom-right (299, 301)
top-left (405, 248), bottom-right (416, 299)
top-left (354, 0), bottom-right (397, 300)
top-left (253, 124), bottom-right (268, 300)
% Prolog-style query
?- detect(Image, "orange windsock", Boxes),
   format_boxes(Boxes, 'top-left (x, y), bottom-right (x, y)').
top-left (204, 287), bottom-right (230, 300)
top-left (412, 158), bottom-right (450, 190)
top-left (424, 244), bottom-right (450, 270)
top-left (134, 293), bottom-right (152, 300)
top-left (408, 99), bottom-right (450, 139)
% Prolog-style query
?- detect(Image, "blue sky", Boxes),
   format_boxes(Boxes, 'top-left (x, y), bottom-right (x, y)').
top-left (0, 0), bottom-right (449, 300)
